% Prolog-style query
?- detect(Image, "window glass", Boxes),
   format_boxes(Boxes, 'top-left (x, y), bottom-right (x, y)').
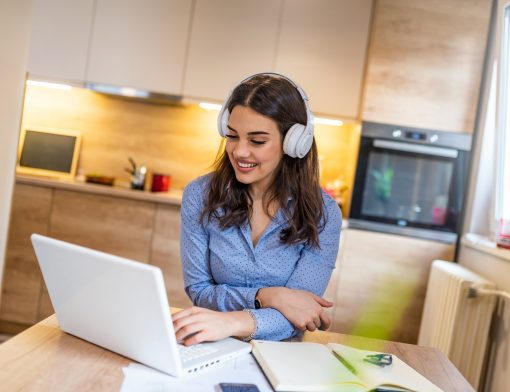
top-left (496, 4), bottom-right (510, 222)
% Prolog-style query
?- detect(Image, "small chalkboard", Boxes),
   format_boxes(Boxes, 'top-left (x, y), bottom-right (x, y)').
top-left (17, 128), bottom-right (81, 179)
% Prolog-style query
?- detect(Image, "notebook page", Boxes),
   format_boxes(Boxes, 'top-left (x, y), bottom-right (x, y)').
top-left (251, 341), bottom-right (365, 392)
top-left (327, 344), bottom-right (444, 392)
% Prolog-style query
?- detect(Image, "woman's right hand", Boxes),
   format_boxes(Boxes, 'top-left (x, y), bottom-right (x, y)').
top-left (257, 287), bottom-right (333, 332)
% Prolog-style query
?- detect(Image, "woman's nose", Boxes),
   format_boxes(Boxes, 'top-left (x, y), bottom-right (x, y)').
top-left (233, 139), bottom-right (251, 157)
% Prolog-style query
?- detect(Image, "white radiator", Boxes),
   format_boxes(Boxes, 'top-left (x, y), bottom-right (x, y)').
top-left (418, 260), bottom-right (497, 390)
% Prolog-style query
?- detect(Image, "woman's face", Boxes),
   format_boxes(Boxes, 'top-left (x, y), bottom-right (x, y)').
top-left (225, 105), bottom-right (284, 195)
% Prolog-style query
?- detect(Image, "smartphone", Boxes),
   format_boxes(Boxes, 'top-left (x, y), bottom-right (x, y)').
top-left (219, 382), bottom-right (260, 392)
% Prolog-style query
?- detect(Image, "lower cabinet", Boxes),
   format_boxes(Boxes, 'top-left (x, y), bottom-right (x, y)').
top-left (331, 228), bottom-right (455, 344)
top-left (0, 184), bottom-right (52, 329)
top-left (0, 183), bottom-right (190, 333)
top-left (150, 204), bottom-right (192, 309)
top-left (50, 189), bottom-right (156, 261)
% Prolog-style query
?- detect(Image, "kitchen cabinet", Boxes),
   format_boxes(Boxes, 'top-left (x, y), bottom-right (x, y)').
top-left (331, 228), bottom-right (454, 344)
top-left (49, 189), bottom-right (156, 262)
top-left (182, 0), bottom-right (282, 102)
top-left (86, 0), bottom-right (193, 95)
top-left (26, 0), bottom-right (372, 117)
top-left (0, 180), bottom-right (190, 333)
top-left (0, 184), bottom-right (52, 328)
top-left (184, 0), bottom-right (372, 118)
top-left (362, 0), bottom-right (492, 133)
top-left (274, 0), bottom-right (372, 118)
top-left (150, 204), bottom-right (191, 309)
top-left (27, 0), bottom-right (95, 82)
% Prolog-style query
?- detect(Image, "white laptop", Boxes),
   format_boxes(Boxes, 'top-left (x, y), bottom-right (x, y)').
top-left (31, 234), bottom-right (252, 377)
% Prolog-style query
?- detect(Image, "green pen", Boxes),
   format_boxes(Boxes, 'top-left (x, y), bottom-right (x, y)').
top-left (332, 350), bottom-right (357, 375)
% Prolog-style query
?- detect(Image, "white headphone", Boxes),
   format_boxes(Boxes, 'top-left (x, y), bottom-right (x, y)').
top-left (217, 72), bottom-right (315, 159)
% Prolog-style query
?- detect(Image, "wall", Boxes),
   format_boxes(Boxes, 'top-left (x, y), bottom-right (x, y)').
top-left (0, 1), bottom-right (33, 302)
top-left (458, 243), bottom-right (510, 392)
top-left (21, 85), bottom-right (361, 215)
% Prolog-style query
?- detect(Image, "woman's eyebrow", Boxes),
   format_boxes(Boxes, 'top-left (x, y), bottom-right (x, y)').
top-left (226, 125), bottom-right (270, 136)
top-left (247, 131), bottom-right (270, 136)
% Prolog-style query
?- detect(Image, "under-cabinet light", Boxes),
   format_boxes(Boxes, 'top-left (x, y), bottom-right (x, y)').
top-left (199, 102), bottom-right (222, 111)
top-left (26, 80), bottom-right (72, 91)
top-left (315, 117), bottom-right (343, 127)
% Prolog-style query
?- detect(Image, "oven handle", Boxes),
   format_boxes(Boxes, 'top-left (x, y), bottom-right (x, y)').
top-left (373, 139), bottom-right (458, 158)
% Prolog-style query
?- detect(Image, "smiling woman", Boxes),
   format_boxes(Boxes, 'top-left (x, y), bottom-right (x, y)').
top-left (224, 106), bottom-right (284, 201)
top-left (173, 73), bottom-right (342, 345)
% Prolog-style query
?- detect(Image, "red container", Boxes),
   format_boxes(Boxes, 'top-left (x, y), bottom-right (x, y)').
top-left (496, 218), bottom-right (510, 249)
top-left (151, 173), bottom-right (171, 192)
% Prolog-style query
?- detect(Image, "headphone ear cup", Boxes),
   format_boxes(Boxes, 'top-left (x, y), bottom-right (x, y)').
top-left (296, 126), bottom-right (314, 158)
top-left (283, 124), bottom-right (306, 158)
top-left (218, 108), bottom-right (230, 137)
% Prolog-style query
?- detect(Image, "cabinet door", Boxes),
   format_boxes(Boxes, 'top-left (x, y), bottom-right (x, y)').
top-left (150, 204), bottom-right (191, 308)
top-left (49, 189), bottom-right (156, 262)
top-left (332, 228), bottom-right (454, 344)
top-left (0, 184), bottom-right (52, 326)
top-left (27, 0), bottom-right (95, 82)
top-left (182, 0), bottom-right (282, 101)
top-left (87, 0), bottom-right (192, 95)
top-left (274, 0), bottom-right (372, 118)
top-left (362, 0), bottom-right (492, 132)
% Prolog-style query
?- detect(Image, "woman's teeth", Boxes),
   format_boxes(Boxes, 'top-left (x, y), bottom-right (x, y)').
top-left (238, 162), bottom-right (257, 168)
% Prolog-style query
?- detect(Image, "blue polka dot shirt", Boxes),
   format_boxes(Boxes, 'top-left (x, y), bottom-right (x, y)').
top-left (180, 174), bottom-right (342, 341)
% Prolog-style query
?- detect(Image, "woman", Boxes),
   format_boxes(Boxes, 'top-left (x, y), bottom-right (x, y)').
top-left (173, 73), bottom-right (342, 345)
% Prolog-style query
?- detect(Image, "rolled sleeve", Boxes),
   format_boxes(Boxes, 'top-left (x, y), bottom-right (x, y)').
top-left (251, 308), bottom-right (297, 341)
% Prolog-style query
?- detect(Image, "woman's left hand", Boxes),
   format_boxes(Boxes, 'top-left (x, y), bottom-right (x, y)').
top-left (172, 306), bottom-right (254, 346)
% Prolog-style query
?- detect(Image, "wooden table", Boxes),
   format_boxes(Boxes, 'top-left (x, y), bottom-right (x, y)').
top-left (0, 315), bottom-right (474, 391)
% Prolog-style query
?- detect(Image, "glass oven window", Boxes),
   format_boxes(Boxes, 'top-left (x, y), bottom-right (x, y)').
top-left (361, 151), bottom-right (454, 226)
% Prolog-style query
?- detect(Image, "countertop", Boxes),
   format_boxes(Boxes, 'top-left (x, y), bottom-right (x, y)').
top-left (16, 175), bottom-right (183, 206)
top-left (16, 175), bottom-right (350, 223)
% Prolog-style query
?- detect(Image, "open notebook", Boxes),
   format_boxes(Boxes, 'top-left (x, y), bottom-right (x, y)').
top-left (251, 340), bottom-right (443, 392)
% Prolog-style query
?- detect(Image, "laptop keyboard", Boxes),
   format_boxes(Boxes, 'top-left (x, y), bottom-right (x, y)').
top-left (178, 343), bottom-right (219, 363)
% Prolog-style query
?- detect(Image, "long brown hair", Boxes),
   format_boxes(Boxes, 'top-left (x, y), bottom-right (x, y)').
top-left (201, 74), bottom-right (325, 248)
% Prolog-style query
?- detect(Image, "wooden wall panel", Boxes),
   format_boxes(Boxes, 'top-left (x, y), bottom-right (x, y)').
top-left (149, 204), bottom-right (191, 308)
top-left (49, 189), bottom-right (155, 262)
top-left (331, 228), bottom-right (454, 343)
top-left (362, 0), bottom-right (492, 133)
top-left (21, 86), bottom-right (360, 217)
top-left (0, 184), bottom-right (52, 325)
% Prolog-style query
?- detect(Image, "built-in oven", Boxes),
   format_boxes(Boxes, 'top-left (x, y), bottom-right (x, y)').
top-left (349, 122), bottom-right (472, 243)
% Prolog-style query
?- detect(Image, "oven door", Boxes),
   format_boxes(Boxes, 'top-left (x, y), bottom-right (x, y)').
top-left (349, 137), bottom-right (470, 242)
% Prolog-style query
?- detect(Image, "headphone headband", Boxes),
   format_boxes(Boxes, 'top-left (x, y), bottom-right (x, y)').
top-left (236, 72), bottom-right (310, 102)
top-left (217, 72), bottom-right (315, 159)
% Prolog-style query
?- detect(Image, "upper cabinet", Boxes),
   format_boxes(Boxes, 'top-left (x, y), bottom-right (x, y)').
top-left (26, 0), bottom-right (373, 118)
top-left (362, 0), bottom-right (492, 133)
top-left (27, 0), bottom-right (95, 82)
top-left (183, 0), bottom-right (373, 118)
top-left (274, 0), bottom-right (372, 118)
top-left (182, 0), bottom-right (282, 102)
top-left (86, 0), bottom-right (193, 95)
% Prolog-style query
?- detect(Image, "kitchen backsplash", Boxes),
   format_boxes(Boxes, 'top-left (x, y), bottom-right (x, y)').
top-left (21, 85), bottom-right (360, 215)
